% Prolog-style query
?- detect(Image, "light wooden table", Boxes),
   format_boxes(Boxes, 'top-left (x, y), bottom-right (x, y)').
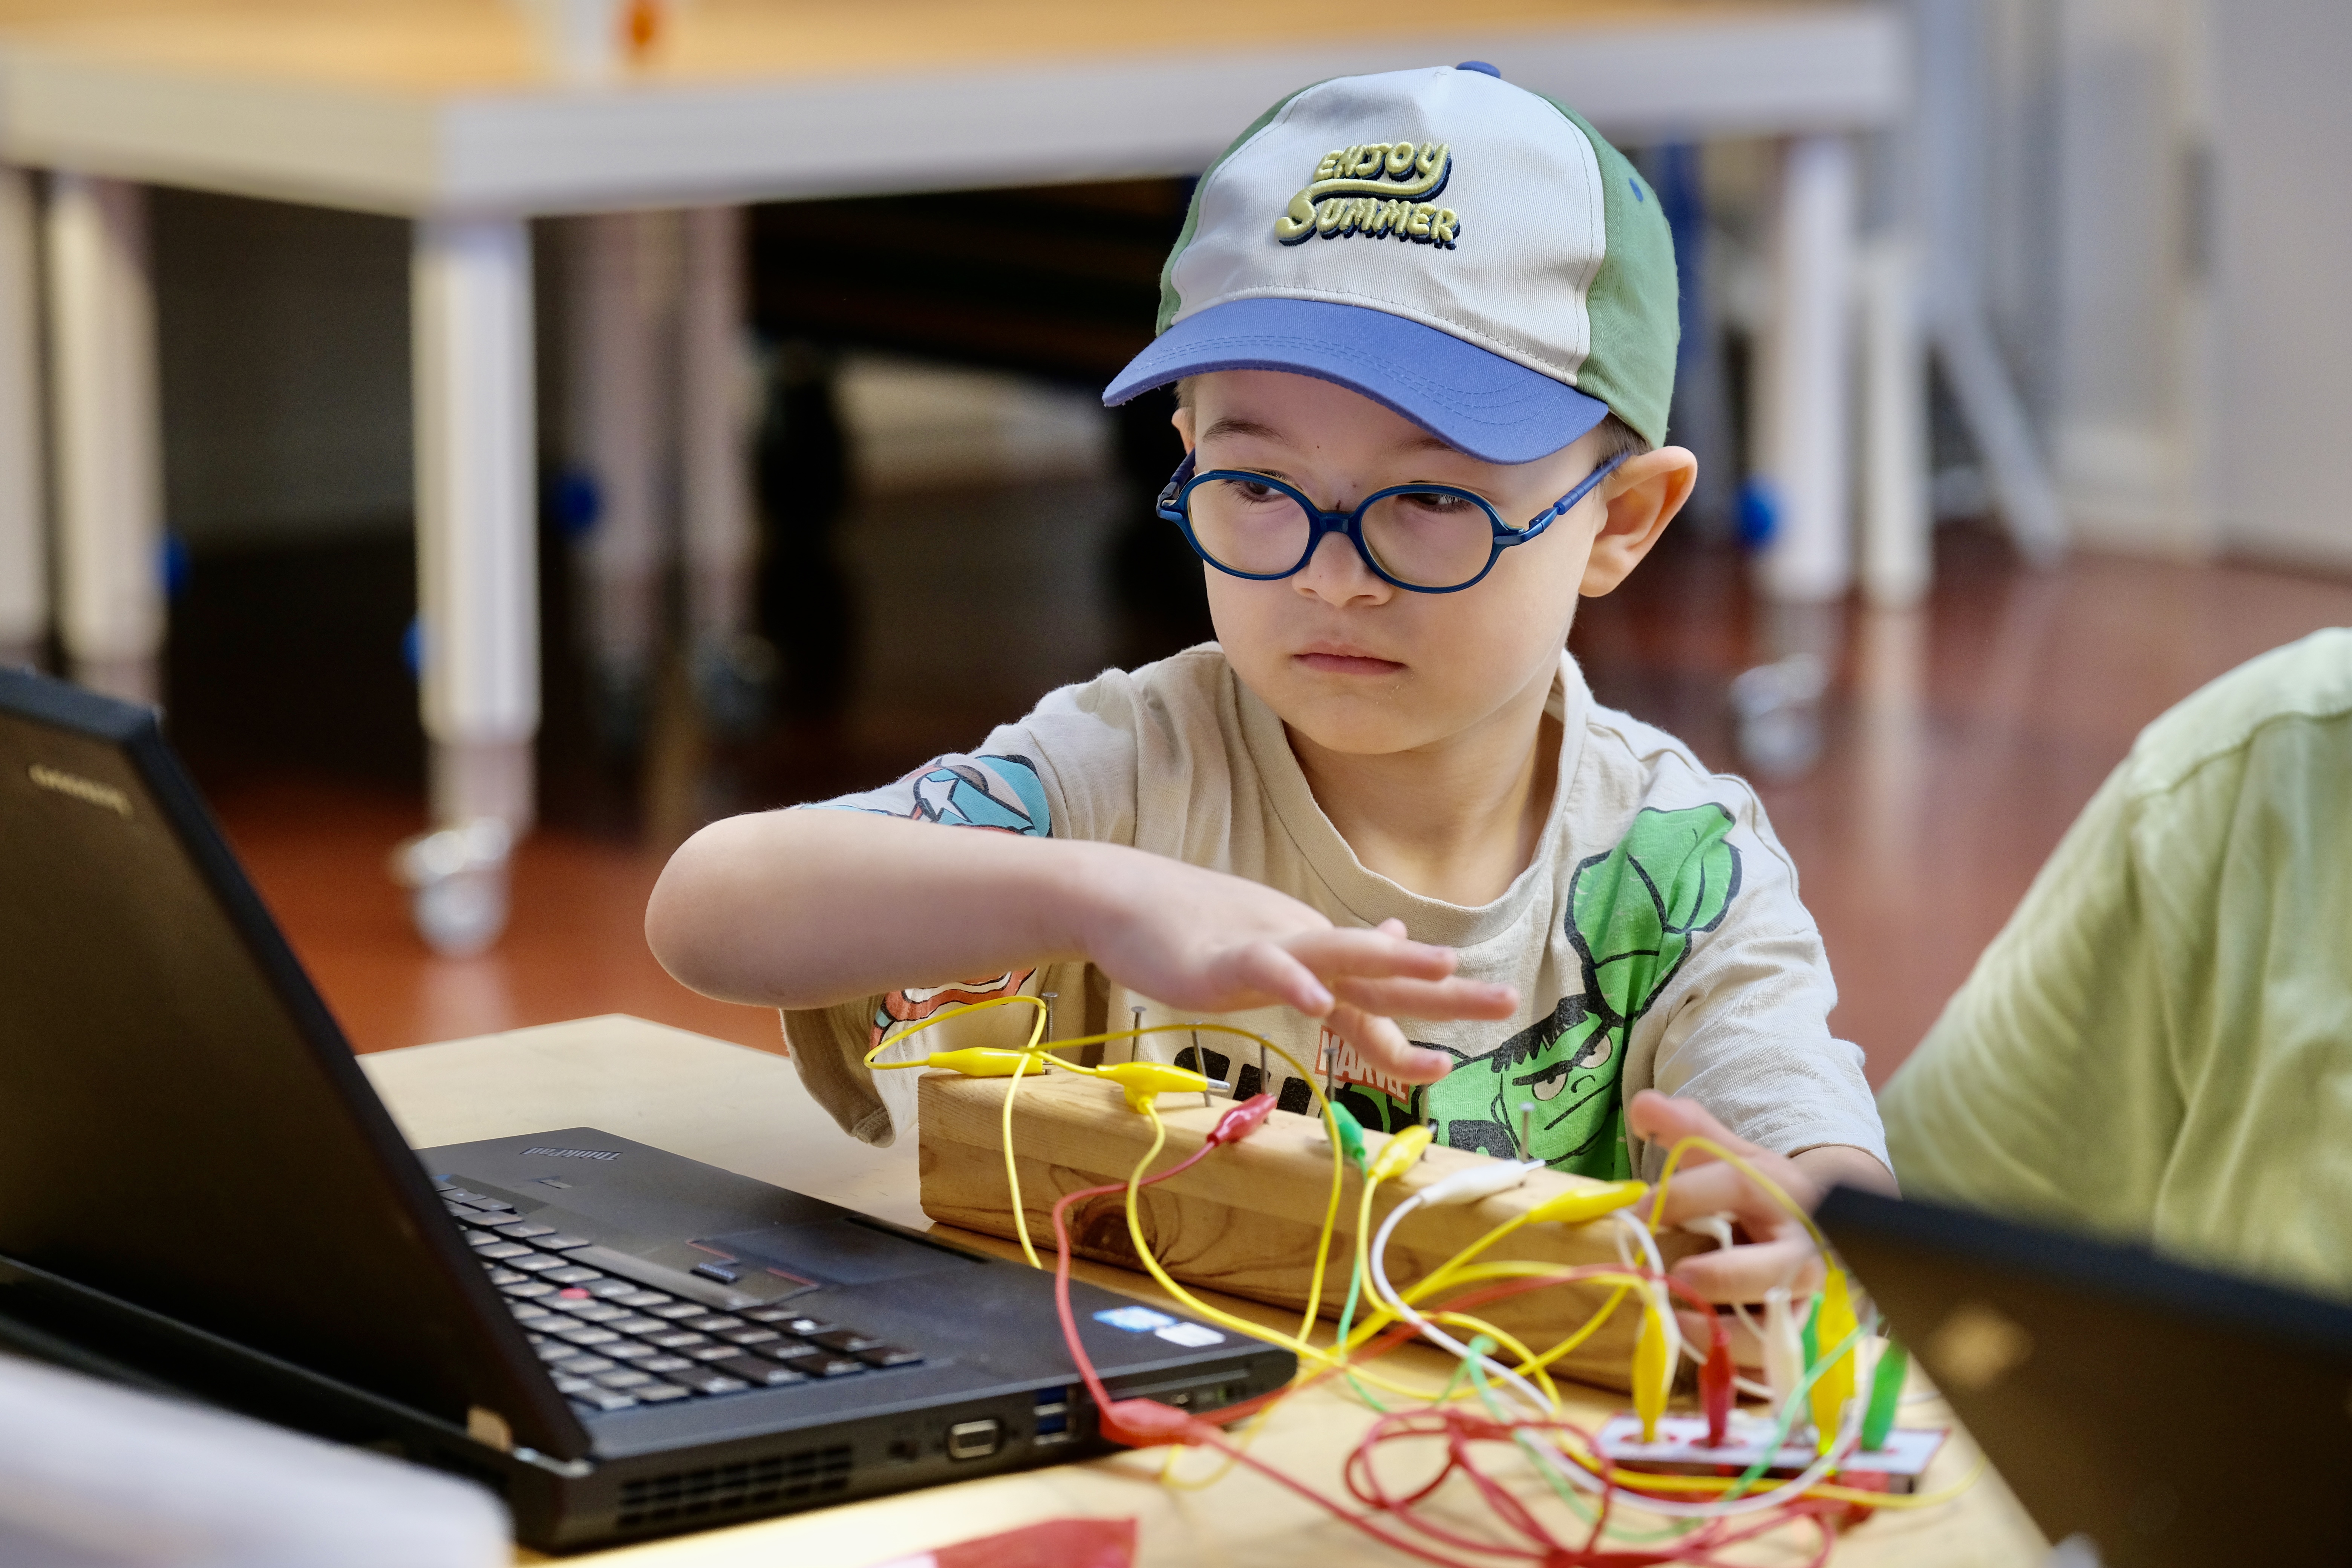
top-left (361, 1015), bottom-right (2046, 1567)
top-left (0, 0), bottom-right (1905, 857)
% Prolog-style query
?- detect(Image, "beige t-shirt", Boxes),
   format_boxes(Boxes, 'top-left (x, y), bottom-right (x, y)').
top-left (785, 645), bottom-right (1884, 1180)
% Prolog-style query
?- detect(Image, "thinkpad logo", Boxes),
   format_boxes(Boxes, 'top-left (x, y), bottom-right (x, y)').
top-left (521, 1145), bottom-right (620, 1161)
top-left (26, 763), bottom-right (131, 818)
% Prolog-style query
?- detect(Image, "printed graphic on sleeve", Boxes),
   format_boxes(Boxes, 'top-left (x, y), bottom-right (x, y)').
top-left (1329, 805), bottom-right (1742, 1179)
top-left (864, 754), bottom-right (1053, 1048)
top-left (901, 755), bottom-right (1050, 835)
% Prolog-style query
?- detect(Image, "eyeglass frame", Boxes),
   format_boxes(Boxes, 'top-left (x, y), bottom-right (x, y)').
top-left (1155, 447), bottom-right (1634, 594)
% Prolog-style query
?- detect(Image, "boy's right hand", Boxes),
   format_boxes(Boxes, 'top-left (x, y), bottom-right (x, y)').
top-left (1076, 847), bottom-right (1515, 1086)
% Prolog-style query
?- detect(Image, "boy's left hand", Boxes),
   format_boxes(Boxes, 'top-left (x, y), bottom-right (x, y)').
top-left (1627, 1090), bottom-right (1896, 1355)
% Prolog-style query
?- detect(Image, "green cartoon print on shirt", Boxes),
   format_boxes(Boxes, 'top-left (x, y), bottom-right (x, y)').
top-left (1333, 804), bottom-right (1742, 1181)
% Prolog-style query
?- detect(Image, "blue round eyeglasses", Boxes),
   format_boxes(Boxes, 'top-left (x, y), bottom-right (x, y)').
top-left (1155, 449), bottom-right (1632, 594)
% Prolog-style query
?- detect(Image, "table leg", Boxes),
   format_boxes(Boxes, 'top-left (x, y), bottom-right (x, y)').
top-left (45, 174), bottom-right (162, 701)
top-left (1752, 133), bottom-right (1859, 604)
top-left (1859, 233), bottom-right (1931, 608)
top-left (412, 216), bottom-right (538, 833)
top-left (679, 205), bottom-right (753, 657)
top-left (560, 211), bottom-right (666, 743)
top-left (0, 168), bottom-right (45, 670)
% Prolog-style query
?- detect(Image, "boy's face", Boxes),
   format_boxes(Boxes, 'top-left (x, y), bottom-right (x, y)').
top-left (1173, 369), bottom-right (1676, 760)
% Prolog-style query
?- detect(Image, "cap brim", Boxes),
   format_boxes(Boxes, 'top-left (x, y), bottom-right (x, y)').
top-left (1102, 297), bottom-right (1609, 466)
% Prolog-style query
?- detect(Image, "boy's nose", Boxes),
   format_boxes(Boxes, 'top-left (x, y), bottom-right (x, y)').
top-left (1291, 526), bottom-right (1390, 606)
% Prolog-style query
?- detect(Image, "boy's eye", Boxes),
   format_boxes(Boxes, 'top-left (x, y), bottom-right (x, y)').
top-left (1395, 489), bottom-right (1484, 519)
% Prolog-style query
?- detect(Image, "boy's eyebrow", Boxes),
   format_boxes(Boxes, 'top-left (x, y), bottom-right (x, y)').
top-left (1199, 415), bottom-right (1464, 457)
top-left (1198, 415), bottom-right (1291, 446)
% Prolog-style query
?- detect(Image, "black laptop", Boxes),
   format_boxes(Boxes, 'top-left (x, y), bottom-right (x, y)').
top-left (1818, 1186), bottom-right (2352, 1566)
top-left (0, 668), bottom-right (1292, 1550)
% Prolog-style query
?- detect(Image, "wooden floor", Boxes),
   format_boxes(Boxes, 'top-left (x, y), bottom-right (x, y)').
top-left (204, 509), bottom-right (2352, 1085)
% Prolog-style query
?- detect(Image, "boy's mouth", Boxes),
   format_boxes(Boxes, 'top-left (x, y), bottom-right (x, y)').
top-left (1295, 642), bottom-right (1406, 677)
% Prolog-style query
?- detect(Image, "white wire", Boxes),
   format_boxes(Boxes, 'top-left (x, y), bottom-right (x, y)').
top-left (1366, 1196), bottom-right (1881, 1521)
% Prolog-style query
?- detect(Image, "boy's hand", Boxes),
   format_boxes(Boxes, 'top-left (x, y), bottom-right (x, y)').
top-left (1078, 850), bottom-right (1515, 1085)
top-left (1628, 1090), bottom-right (1896, 1354)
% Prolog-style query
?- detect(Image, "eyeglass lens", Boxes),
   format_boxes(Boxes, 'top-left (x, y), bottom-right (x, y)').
top-left (1186, 478), bottom-right (1505, 589)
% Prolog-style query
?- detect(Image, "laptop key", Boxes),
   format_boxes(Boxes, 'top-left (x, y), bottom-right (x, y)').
top-left (541, 1266), bottom-right (604, 1285)
top-left (556, 1327), bottom-right (622, 1347)
top-left (858, 1346), bottom-right (923, 1369)
top-left (606, 1316), bottom-right (666, 1335)
top-left (501, 1221), bottom-right (554, 1238)
top-left (639, 1355), bottom-right (695, 1374)
top-left (536, 1234), bottom-right (593, 1251)
top-left (677, 1372), bottom-right (752, 1397)
top-left (605, 1342), bottom-right (663, 1362)
top-left (614, 1290), bottom-right (672, 1308)
top-left (681, 1315), bottom-right (745, 1332)
top-left (594, 1370), bottom-right (654, 1390)
top-left (684, 1344), bottom-right (741, 1361)
top-left (646, 1302), bottom-right (704, 1320)
top-left (553, 1354), bottom-right (616, 1374)
top-left (715, 1355), bottom-right (808, 1388)
top-left (499, 1280), bottom-right (556, 1299)
top-left (580, 1278), bottom-right (639, 1298)
top-left (740, 1306), bottom-right (799, 1324)
top-left (461, 1228), bottom-right (499, 1246)
top-left (485, 1268), bottom-right (526, 1286)
top-left (462, 1197), bottom-right (516, 1212)
top-left (644, 1331), bottom-right (710, 1350)
top-left (809, 1331), bottom-right (887, 1354)
top-left (777, 1318), bottom-right (839, 1337)
top-left (770, 1351), bottom-right (865, 1378)
top-left (476, 1242), bottom-right (534, 1260)
top-left (571, 1390), bottom-right (638, 1413)
top-left (720, 1328), bottom-right (781, 1346)
top-left (553, 1376), bottom-right (599, 1395)
top-left (509, 1254), bottom-right (565, 1273)
top-left (633, 1383), bottom-right (693, 1404)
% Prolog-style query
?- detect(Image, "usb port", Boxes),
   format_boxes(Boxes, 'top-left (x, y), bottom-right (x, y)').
top-left (1034, 1410), bottom-right (1070, 1440)
top-left (1034, 1386), bottom-right (1071, 1407)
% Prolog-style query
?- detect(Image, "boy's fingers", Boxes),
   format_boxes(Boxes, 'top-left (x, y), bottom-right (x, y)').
top-left (1280, 928), bottom-right (1460, 982)
top-left (1329, 974), bottom-right (1519, 1021)
top-left (1325, 1002), bottom-right (1451, 1084)
top-left (1667, 1235), bottom-right (1825, 1304)
top-left (1641, 1161), bottom-right (1805, 1231)
top-left (1224, 940), bottom-right (1334, 1018)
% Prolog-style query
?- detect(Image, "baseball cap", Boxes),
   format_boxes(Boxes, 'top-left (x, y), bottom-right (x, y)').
top-left (1103, 63), bottom-right (1678, 464)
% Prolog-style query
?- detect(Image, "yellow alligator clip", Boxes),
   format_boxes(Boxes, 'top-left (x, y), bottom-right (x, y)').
top-left (1525, 1179), bottom-right (1648, 1227)
top-left (1632, 1296), bottom-right (1675, 1442)
top-left (1097, 1060), bottom-right (1213, 1113)
top-left (925, 1047), bottom-right (1041, 1079)
top-left (1366, 1123), bottom-right (1435, 1185)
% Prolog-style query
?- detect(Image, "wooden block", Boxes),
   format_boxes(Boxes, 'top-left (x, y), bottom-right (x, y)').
top-left (917, 1067), bottom-right (1698, 1393)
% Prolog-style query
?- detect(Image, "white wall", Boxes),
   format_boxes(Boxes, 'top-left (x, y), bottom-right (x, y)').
top-left (2210, 0), bottom-right (2352, 569)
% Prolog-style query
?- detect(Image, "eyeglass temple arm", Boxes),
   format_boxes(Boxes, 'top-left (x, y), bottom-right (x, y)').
top-left (1527, 449), bottom-right (1634, 530)
top-left (1156, 452), bottom-right (1199, 517)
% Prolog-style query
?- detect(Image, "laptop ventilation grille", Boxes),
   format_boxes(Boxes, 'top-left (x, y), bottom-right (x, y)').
top-left (616, 1445), bottom-right (853, 1528)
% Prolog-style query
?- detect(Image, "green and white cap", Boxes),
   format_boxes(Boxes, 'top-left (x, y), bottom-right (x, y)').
top-left (1104, 62), bottom-right (1678, 463)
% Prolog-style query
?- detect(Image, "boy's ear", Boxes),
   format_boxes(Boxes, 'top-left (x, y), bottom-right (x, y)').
top-left (1171, 405), bottom-right (1197, 453)
top-left (1581, 447), bottom-right (1698, 597)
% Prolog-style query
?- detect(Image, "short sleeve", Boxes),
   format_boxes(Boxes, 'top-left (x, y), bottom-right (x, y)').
top-left (1877, 767), bottom-right (2179, 1235)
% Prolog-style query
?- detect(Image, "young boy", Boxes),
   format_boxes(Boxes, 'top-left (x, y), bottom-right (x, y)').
top-left (649, 66), bottom-right (1890, 1238)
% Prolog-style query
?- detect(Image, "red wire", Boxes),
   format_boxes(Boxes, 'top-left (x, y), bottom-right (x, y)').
top-left (1045, 1128), bottom-right (1836, 1566)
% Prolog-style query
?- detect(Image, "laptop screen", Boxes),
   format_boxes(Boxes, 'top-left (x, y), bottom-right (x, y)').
top-left (0, 669), bottom-right (580, 1457)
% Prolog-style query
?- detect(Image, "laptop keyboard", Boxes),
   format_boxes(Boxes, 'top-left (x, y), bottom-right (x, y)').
top-left (436, 1184), bottom-right (923, 1416)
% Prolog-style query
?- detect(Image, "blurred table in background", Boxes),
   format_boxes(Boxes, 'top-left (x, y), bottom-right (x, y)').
top-left (0, 0), bottom-right (1906, 918)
